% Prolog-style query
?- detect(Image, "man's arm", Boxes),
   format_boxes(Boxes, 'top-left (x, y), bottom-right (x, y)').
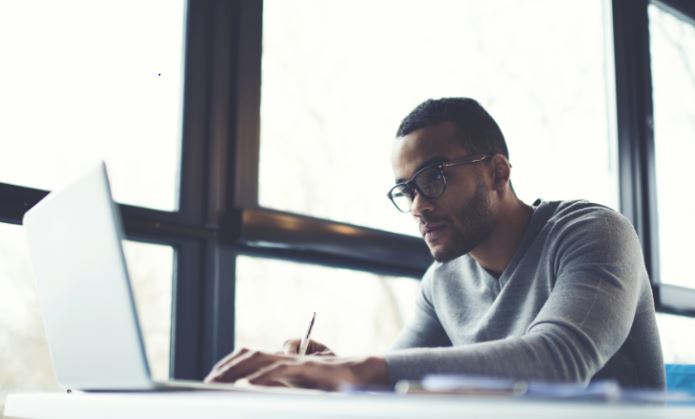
top-left (385, 210), bottom-right (646, 384)
top-left (208, 210), bottom-right (647, 390)
top-left (391, 269), bottom-right (452, 350)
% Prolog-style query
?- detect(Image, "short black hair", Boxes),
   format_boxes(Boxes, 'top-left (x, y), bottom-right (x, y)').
top-left (396, 97), bottom-right (509, 159)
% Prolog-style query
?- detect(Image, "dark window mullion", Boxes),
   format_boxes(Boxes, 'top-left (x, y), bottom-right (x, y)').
top-left (170, 239), bottom-right (205, 379)
top-left (657, 284), bottom-right (695, 316)
top-left (176, 0), bottom-right (214, 226)
top-left (239, 207), bottom-right (431, 277)
top-left (612, 0), bottom-right (660, 283)
top-left (232, 0), bottom-right (262, 209)
top-left (0, 183), bottom-right (46, 225)
top-left (201, 242), bottom-right (237, 373)
top-left (654, 0), bottom-right (695, 23)
top-left (192, 0), bottom-right (261, 375)
top-left (168, 0), bottom-right (218, 379)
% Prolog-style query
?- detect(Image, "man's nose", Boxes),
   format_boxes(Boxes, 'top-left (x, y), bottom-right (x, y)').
top-left (410, 191), bottom-right (435, 217)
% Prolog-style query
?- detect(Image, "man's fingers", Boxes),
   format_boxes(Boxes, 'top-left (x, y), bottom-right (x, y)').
top-left (247, 361), bottom-right (302, 387)
top-left (282, 339), bottom-right (300, 354)
top-left (257, 378), bottom-right (292, 388)
top-left (205, 349), bottom-right (249, 382)
top-left (208, 351), bottom-right (260, 383)
top-left (307, 340), bottom-right (337, 356)
top-left (205, 349), bottom-right (255, 383)
top-left (246, 360), bottom-right (341, 391)
top-left (282, 338), bottom-right (336, 356)
top-left (210, 347), bottom-right (251, 372)
top-left (206, 350), bottom-right (289, 383)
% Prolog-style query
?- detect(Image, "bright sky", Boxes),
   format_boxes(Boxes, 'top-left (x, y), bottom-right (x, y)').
top-left (0, 0), bottom-right (186, 211)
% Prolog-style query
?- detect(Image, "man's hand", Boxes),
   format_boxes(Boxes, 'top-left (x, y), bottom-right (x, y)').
top-left (204, 347), bottom-right (388, 391)
top-left (204, 348), bottom-right (291, 384)
top-left (281, 338), bottom-right (336, 356)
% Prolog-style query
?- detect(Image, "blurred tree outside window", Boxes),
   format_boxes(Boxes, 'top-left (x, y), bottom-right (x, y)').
top-left (235, 255), bottom-right (419, 355)
top-left (259, 0), bottom-right (619, 238)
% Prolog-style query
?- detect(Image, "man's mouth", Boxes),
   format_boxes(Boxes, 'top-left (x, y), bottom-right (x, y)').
top-left (421, 222), bottom-right (448, 242)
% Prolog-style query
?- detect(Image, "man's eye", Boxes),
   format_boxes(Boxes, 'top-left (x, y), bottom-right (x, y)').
top-left (419, 169), bottom-right (443, 184)
top-left (392, 187), bottom-right (411, 198)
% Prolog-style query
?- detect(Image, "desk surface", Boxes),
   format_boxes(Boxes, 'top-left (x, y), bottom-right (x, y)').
top-left (6, 390), bottom-right (695, 419)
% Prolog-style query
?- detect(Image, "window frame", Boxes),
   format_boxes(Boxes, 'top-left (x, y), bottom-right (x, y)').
top-left (1, 0), bottom-right (695, 381)
top-left (614, 0), bottom-right (695, 316)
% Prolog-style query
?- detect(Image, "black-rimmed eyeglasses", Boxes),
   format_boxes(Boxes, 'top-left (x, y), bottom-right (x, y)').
top-left (387, 154), bottom-right (492, 213)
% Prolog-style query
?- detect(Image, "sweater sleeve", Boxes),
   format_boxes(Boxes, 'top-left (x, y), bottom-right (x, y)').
top-left (385, 209), bottom-right (646, 385)
top-left (390, 266), bottom-right (452, 350)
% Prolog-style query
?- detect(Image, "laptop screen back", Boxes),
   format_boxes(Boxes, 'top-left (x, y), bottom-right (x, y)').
top-left (23, 163), bottom-right (152, 390)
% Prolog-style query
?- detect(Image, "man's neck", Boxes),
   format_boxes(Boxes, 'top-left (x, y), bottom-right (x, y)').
top-left (470, 197), bottom-right (533, 277)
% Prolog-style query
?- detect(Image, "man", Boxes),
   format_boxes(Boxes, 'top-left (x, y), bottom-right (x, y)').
top-left (205, 98), bottom-right (665, 391)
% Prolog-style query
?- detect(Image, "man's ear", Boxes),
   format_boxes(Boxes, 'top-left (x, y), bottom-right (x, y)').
top-left (491, 154), bottom-right (511, 191)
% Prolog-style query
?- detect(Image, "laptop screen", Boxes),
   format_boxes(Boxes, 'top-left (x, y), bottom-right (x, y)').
top-left (23, 163), bottom-right (153, 390)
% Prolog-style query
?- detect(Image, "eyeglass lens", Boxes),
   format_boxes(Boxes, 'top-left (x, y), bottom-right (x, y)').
top-left (390, 166), bottom-right (446, 212)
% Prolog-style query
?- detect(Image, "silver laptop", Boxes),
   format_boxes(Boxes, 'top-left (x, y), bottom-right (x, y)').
top-left (23, 162), bottom-right (238, 392)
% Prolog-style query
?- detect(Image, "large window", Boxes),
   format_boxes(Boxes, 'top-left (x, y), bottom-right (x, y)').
top-left (649, 2), bottom-right (695, 289)
top-left (0, 0), bottom-right (186, 211)
top-left (260, 0), bottom-right (618, 237)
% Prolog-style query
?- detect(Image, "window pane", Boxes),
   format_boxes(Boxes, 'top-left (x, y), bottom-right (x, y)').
top-left (235, 256), bottom-right (419, 355)
top-left (259, 0), bottom-right (618, 236)
top-left (649, 4), bottom-right (695, 288)
top-left (0, 1), bottom-right (186, 211)
top-left (122, 241), bottom-right (174, 381)
top-left (656, 313), bottom-right (695, 364)
top-left (0, 223), bottom-right (60, 403)
top-left (0, 222), bottom-right (173, 403)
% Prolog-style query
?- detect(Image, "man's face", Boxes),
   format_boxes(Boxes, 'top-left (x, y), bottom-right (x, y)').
top-left (391, 121), bottom-right (496, 262)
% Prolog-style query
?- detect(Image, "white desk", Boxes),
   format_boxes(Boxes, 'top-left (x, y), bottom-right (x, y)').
top-left (5, 391), bottom-right (695, 419)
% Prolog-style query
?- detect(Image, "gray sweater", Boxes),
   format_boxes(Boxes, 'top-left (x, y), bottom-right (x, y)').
top-left (386, 200), bottom-right (665, 389)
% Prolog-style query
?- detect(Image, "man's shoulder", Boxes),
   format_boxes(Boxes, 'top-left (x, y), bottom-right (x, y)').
top-left (535, 199), bottom-right (637, 252)
top-left (539, 199), bottom-right (628, 230)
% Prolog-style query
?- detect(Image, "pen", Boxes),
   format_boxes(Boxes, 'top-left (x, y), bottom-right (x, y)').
top-left (298, 312), bottom-right (316, 355)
